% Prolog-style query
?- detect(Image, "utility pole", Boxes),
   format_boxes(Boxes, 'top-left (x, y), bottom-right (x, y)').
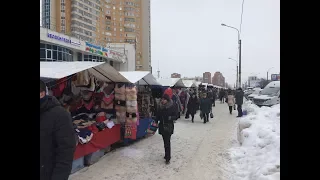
top-left (238, 39), bottom-right (242, 87)
top-left (236, 65), bottom-right (239, 88)
top-left (157, 69), bottom-right (160, 79)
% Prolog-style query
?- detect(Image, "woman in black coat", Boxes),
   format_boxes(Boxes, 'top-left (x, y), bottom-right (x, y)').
top-left (185, 93), bottom-right (199, 123)
top-left (156, 94), bottom-right (176, 164)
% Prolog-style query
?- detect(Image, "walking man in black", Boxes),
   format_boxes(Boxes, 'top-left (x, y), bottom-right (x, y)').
top-left (40, 80), bottom-right (76, 180)
top-left (235, 87), bottom-right (244, 117)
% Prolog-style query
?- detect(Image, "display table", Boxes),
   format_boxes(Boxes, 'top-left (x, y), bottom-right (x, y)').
top-left (73, 124), bottom-right (121, 160)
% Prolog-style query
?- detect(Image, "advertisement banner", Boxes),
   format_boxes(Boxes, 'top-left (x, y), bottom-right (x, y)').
top-left (271, 74), bottom-right (280, 81)
top-left (85, 42), bottom-right (126, 63)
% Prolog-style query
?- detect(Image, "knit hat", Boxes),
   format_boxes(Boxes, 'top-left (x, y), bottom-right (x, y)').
top-left (163, 88), bottom-right (173, 99)
top-left (162, 94), bottom-right (171, 101)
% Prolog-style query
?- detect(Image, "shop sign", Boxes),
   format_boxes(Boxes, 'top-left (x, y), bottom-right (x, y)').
top-left (47, 33), bottom-right (81, 46)
top-left (109, 49), bottom-right (126, 63)
top-left (85, 42), bottom-right (109, 57)
top-left (271, 74), bottom-right (280, 81)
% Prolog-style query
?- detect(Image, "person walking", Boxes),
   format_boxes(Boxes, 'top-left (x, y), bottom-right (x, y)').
top-left (212, 88), bottom-right (217, 107)
top-left (219, 89), bottom-right (225, 104)
top-left (157, 94), bottom-right (176, 164)
top-left (235, 87), bottom-right (244, 117)
top-left (172, 88), bottom-right (182, 121)
top-left (227, 89), bottom-right (235, 114)
top-left (185, 93), bottom-right (199, 123)
top-left (40, 80), bottom-right (76, 180)
top-left (200, 93), bottom-right (211, 124)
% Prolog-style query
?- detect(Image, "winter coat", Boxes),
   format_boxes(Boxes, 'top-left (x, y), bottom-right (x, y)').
top-left (227, 95), bottom-right (235, 106)
top-left (187, 96), bottom-right (199, 115)
top-left (200, 97), bottom-right (212, 114)
top-left (172, 93), bottom-right (182, 112)
top-left (156, 100), bottom-right (176, 135)
top-left (40, 96), bottom-right (76, 180)
top-left (235, 90), bottom-right (244, 105)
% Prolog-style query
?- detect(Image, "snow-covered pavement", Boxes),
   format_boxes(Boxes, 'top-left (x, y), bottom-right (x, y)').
top-left (69, 102), bottom-right (238, 180)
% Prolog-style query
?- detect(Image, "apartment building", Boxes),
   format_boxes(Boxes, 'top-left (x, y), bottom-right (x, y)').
top-left (212, 71), bottom-right (226, 87)
top-left (171, 73), bottom-right (181, 78)
top-left (41, 0), bottom-right (151, 71)
top-left (202, 72), bottom-right (212, 84)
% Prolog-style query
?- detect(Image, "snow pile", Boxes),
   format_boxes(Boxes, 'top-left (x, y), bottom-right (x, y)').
top-left (230, 103), bottom-right (280, 180)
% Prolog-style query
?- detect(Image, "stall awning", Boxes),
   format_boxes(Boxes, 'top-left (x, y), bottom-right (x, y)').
top-left (156, 78), bottom-right (186, 87)
top-left (119, 71), bottom-right (161, 86)
top-left (40, 62), bottom-right (129, 83)
top-left (182, 80), bottom-right (196, 88)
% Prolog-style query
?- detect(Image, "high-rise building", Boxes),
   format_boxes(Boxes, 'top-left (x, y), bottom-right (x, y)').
top-left (212, 71), bottom-right (225, 87)
top-left (41, 0), bottom-right (151, 71)
top-left (171, 73), bottom-right (181, 78)
top-left (202, 72), bottom-right (211, 84)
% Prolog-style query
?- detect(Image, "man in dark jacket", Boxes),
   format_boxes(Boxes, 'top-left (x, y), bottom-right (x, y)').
top-left (157, 94), bottom-right (176, 164)
top-left (235, 87), bottom-right (244, 117)
top-left (185, 93), bottom-right (199, 123)
top-left (40, 80), bottom-right (76, 180)
top-left (200, 93), bottom-right (212, 124)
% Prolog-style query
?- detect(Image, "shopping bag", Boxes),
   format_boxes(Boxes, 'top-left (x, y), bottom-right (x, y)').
top-left (147, 120), bottom-right (158, 135)
top-left (210, 112), bottom-right (214, 118)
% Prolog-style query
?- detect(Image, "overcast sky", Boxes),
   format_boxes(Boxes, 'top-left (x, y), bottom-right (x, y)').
top-left (151, 0), bottom-right (280, 85)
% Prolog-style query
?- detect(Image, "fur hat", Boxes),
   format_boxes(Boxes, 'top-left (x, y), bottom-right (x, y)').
top-left (162, 94), bottom-right (171, 101)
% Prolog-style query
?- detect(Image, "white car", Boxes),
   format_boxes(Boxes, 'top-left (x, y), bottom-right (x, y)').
top-left (253, 81), bottom-right (280, 107)
top-left (247, 88), bottom-right (262, 101)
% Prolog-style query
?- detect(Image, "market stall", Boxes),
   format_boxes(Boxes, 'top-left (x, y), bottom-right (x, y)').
top-left (156, 78), bottom-right (186, 88)
top-left (117, 71), bottom-right (161, 144)
top-left (41, 61), bottom-right (130, 171)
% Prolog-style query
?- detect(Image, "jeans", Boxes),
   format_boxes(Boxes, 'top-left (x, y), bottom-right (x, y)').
top-left (162, 133), bottom-right (172, 161)
top-left (237, 105), bottom-right (243, 117)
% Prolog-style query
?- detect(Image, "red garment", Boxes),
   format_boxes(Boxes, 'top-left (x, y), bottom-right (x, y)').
top-left (164, 88), bottom-right (173, 99)
top-left (52, 77), bottom-right (67, 97)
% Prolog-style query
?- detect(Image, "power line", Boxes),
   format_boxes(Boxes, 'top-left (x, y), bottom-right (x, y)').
top-left (239, 0), bottom-right (245, 34)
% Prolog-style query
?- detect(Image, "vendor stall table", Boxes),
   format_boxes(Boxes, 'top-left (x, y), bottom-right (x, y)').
top-left (73, 124), bottom-right (121, 160)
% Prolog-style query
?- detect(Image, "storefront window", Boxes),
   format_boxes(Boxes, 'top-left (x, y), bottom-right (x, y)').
top-left (40, 43), bottom-right (73, 62)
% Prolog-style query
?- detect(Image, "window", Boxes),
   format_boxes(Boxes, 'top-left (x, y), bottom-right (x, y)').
top-left (114, 27), bottom-right (116, 31)
top-left (46, 49), bottom-right (52, 59)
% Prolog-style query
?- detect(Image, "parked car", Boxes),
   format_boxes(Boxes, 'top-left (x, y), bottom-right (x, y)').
top-left (252, 81), bottom-right (280, 107)
top-left (247, 88), bottom-right (262, 101)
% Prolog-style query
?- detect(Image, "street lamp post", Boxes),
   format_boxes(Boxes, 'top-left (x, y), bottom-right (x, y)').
top-left (229, 58), bottom-right (238, 88)
top-left (222, 23), bottom-right (241, 88)
top-left (267, 67), bottom-right (274, 81)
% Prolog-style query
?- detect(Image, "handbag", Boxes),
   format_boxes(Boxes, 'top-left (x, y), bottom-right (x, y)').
top-left (210, 112), bottom-right (214, 118)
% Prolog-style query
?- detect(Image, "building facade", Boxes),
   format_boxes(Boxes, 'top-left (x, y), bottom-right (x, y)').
top-left (171, 73), bottom-right (181, 78)
top-left (202, 72), bottom-right (211, 84)
top-left (40, 27), bottom-right (127, 71)
top-left (41, 0), bottom-right (151, 71)
top-left (212, 72), bottom-right (225, 87)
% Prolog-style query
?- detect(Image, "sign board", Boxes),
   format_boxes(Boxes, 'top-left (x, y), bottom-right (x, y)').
top-left (47, 33), bottom-right (81, 46)
top-left (271, 74), bottom-right (280, 81)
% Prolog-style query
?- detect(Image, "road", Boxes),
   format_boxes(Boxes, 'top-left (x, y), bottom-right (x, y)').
top-left (69, 102), bottom-right (239, 180)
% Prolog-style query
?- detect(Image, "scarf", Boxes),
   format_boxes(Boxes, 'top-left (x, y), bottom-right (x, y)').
top-left (159, 99), bottom-right (173, 110)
